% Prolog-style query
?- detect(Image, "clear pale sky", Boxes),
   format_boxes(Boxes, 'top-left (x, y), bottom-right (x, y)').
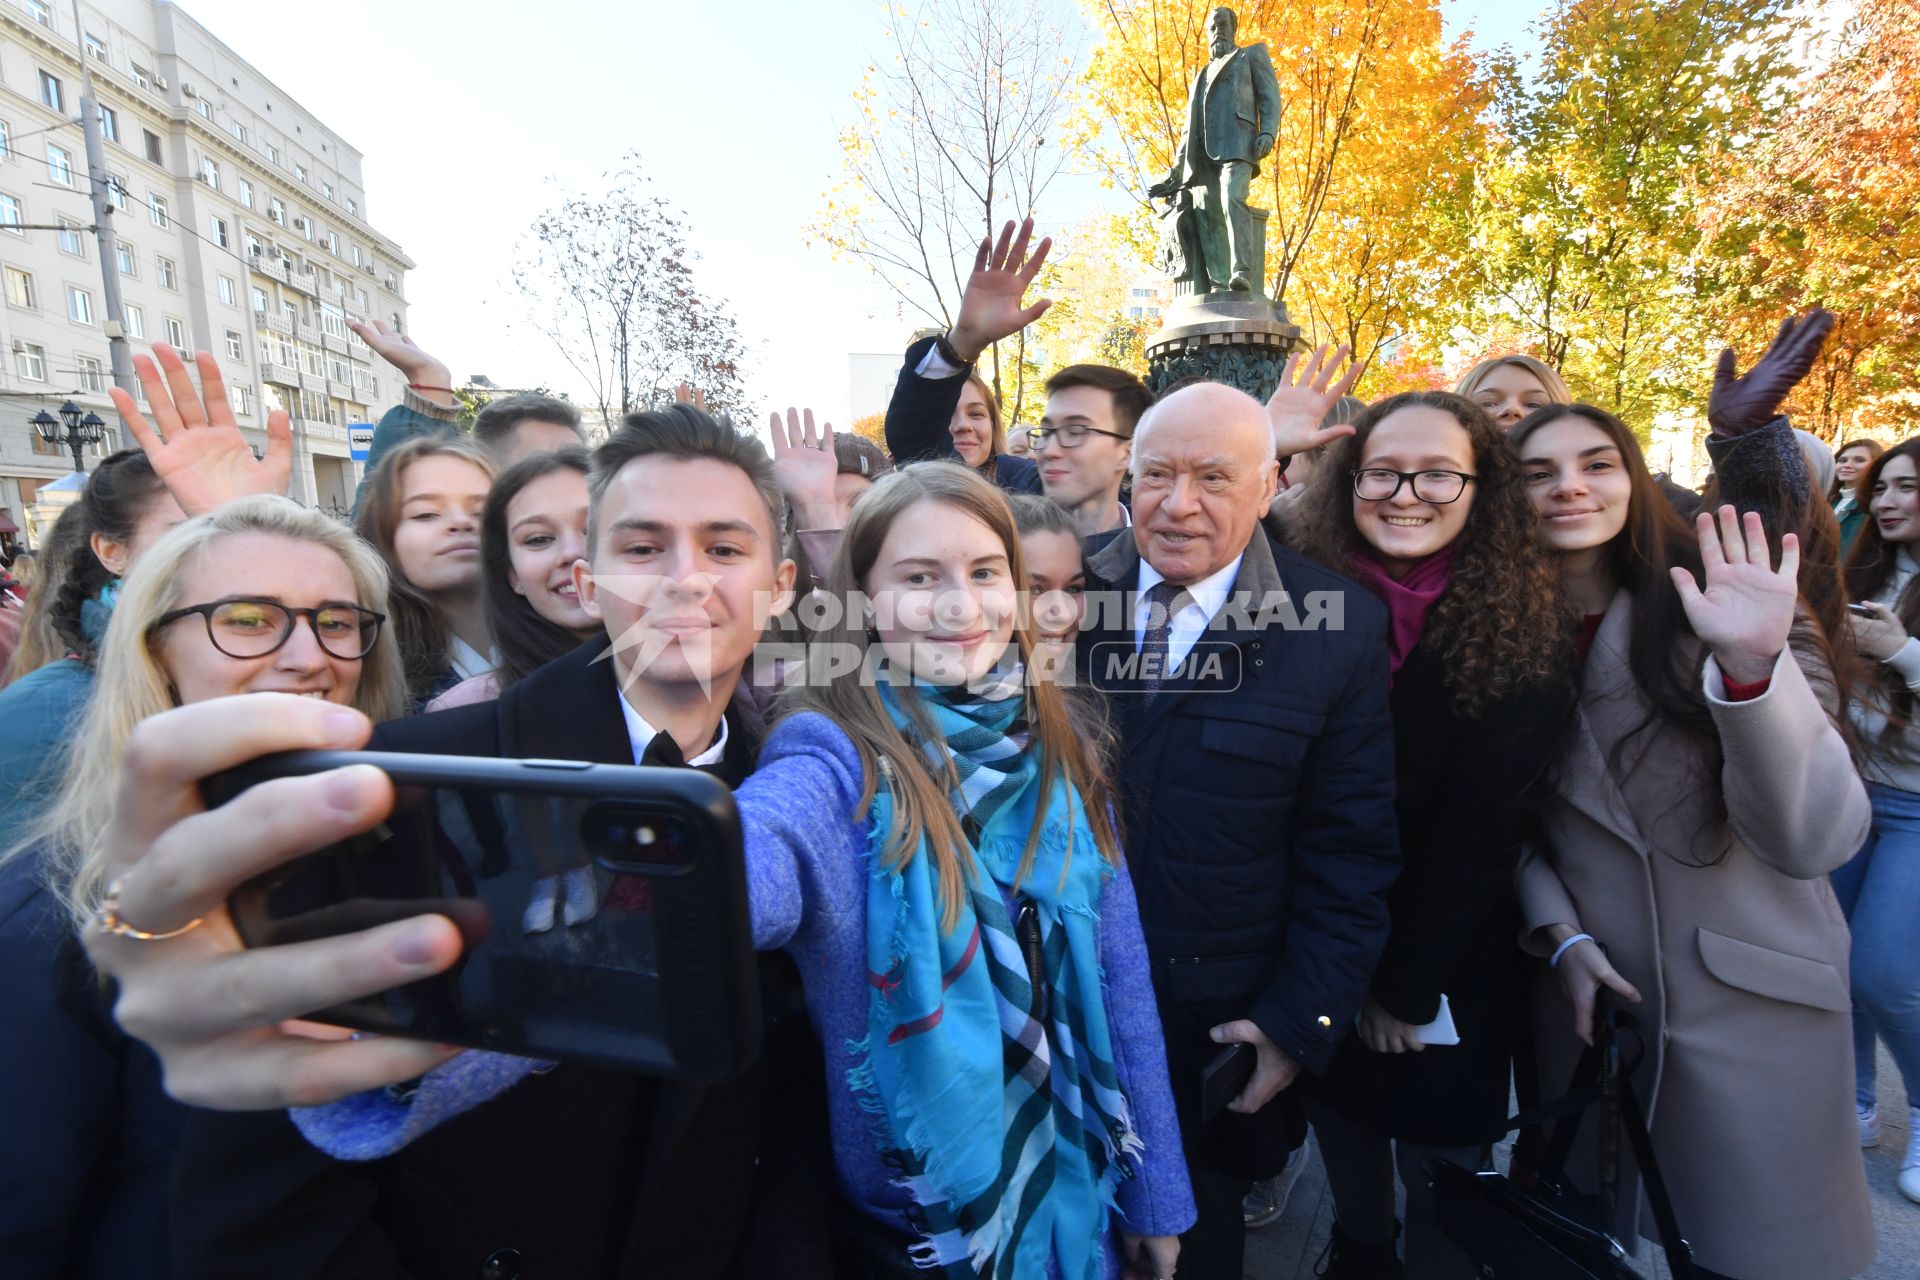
top-left (174, 0), bottom-right (1545, 428)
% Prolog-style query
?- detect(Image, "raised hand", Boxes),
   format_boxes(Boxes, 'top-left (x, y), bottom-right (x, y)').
top-left (767, 407), bottom-right (841, 529)
top-left (1670, 506), bottom-right (1800, 685)
top-left (675, 383), bottom-right (711, 414)
top-left (346, 318), bottom-right (455, 409)
top-left (1707, 307), bottom-right (1836, 438)
top-left (1266, 343), bottom-right (1361, 459)
top-left (111, 344), bottom-right (292, 517)
top-left (947, 218), bottom-right (1053, 362)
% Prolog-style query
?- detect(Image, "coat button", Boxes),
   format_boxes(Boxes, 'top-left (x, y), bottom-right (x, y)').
top-left (481, 1248), bottom-right (525, 1280)
top-left (1317, 1015), bottom-right (1332, 1028)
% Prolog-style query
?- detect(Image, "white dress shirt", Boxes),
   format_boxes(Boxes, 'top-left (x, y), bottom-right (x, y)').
top-left (620, 694), bottom-right (729, 768)
top-left (1133, 553), bottom-right (1245, 671)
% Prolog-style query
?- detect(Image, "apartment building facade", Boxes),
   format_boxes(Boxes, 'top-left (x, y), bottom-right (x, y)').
top-left (0, 0), bottom-right (412, 538)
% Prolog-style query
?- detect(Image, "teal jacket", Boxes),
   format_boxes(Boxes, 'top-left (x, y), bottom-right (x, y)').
top-left (350, 393), bottom-right (462, 516)
top-left (0, 595), bottom-right (112, 829)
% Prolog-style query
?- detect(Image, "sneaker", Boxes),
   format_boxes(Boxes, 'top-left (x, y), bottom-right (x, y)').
top-left (1861, 1103), bottom-right (1881, 1149)
top-left (561, 865), bottom-right (600, 927)
top-left (1244, 1142), bottom-right (1311, 1229)
top-left (1901, 1108), bottom-right (1920, 1206)
top-left (521, 875), bottom-right (558, 933)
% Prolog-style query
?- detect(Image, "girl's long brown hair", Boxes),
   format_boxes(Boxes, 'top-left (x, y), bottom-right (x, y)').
top-left (782, 462), bottom-right (1120, 932)
top-left (1844, 439), bottom-right (1920, 747)
top-left (354, 436), bottom-right (495, 702)
top-left (1290, 391), bottom-right (1571, 714)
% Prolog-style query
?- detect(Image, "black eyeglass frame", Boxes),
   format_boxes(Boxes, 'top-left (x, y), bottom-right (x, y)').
top-left (150, 598), bottom-right (388, 661)
top-left (1025, 423), bottom-right (1133, 450)
top-left (1349, 468), bottom-right (1479, 505)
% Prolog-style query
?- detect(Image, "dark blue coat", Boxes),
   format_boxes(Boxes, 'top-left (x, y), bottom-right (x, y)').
top-left (1077, 526), bottom-right (1401, 1176)
top-left (881, 336), bottom-right (1043, 494)
top-left (0, 852), bottom-right (185, 1278)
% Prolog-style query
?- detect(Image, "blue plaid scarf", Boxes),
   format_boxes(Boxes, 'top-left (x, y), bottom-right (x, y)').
top-left (852, 676), bottom-right (1139, 1279)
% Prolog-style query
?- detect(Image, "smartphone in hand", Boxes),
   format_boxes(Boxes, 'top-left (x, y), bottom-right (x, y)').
top-left (207, 750), bottom-right (761, 1081)
top-left (1200, 1041), bottom-right (1257, 1123)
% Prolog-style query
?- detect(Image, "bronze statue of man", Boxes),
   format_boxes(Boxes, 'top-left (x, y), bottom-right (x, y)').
top-left (1148, 6), bottom-right (1282, 295)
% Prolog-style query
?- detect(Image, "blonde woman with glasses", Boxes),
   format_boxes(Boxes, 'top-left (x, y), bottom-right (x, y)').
top-left (0, 495), bottom-right (403, 1279)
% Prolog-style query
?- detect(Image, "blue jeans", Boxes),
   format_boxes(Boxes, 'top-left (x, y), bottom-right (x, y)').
top-left (1830, 781), bottom-right (1920, 1111)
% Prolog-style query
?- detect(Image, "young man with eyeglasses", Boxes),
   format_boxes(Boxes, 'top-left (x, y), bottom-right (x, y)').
top-left (1031, 364), bottom-right (1155, 552)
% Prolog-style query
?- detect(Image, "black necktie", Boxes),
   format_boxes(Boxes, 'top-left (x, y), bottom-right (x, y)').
top-left (1140, 579), bottom-right (1193, 705)
top-left (640, 732), bottom-right (687, 769)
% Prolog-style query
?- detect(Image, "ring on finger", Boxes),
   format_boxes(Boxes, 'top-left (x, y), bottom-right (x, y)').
top-left (93, 876), bottom-right (205, 942)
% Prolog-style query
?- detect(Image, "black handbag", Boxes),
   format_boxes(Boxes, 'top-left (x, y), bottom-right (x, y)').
top-left (1430, 1000), bottom-right (1697, 1279)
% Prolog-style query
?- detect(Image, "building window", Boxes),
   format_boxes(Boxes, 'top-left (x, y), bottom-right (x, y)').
top-left (230, 383), bottom-right (253, 415)
top-left (46, 144), bottom-right (73, 186)
top-left (0, 120), bottom-right (10, 159)
top-left (25, 0), bottom-right (51, 25)
top-left (123, 304), bottom-right (144, 338)
top-left (0, 193), bottom-right (20, 234)
top-left (239, 178), bottom-right (254, 209)
top-left (3, 266), bottom-right (33, 308)
top-left (116, 243), bottom-right (135, 276)
top-left (165, 316), bottom-right (186, 347)
top-left (84, 31), bottom-right (107, 61)
top-left (218, 275), bottom-right (237, 306)
top-left (225, 329), bottom-right (243, 360)
top-left (143, 129), bottom-right (162, 164)
top-left (323, 232), bottom-right (338, 256)
top-left (38, 71), bottom-right (62, 112)
top-left (131, 63), bottom-right (153, 91)
top-left (14, 341), bottom-right (46, 382)
top-left (76, 356), bottom-right (104, 393)
top-left (346, 197), bottom-right (358, 217)
top-left (294, 163), bottom-right (307, 184)
top-left (157, 256), bottom-right (177, 290)
top-left (229, 122), bottom-right (246, 144)
top-left (66, 286), bottom-right (94, 325)
top-left (209, 215), bottom-right (229, 248)
top-left (105, 175), bottom-right (129, 211)
top-left (196, 99), bottom-right (212, 120)
top-left (149, 192), bottom-right (169, 227)
top-left (322, 181), bottom-right (333, 200)
top-left (300, 217), bottom-right (314, 243)
top-left (201, 157), bottom-right (219, 188)
top-left (282, 299), bottom-right (299, 325)
top-left (94, 105), bottom-right (119, 143)
top-left (251, 285), bottom-right (268, 313)
top-left (56, 221), bottom-right (84, 257)
top-left (350, 244), bottom-right (364, 268)
top-left (268, 197), bottom-right (285, 227)
top-left (264, 142), bottom-right (278, 165)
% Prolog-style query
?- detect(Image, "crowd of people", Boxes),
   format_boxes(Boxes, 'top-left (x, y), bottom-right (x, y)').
top-left (0, 215), bottom-right (1909, 1280)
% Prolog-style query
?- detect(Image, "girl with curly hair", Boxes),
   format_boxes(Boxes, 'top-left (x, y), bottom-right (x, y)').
top-left (1286, 391), bottom-right (1575, 1279)
top-left (1504, 404), bottom-right (1873, 1280)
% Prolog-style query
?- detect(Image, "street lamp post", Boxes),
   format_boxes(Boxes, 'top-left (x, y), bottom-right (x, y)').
top-left (31, 402), bottom-right (108, 475)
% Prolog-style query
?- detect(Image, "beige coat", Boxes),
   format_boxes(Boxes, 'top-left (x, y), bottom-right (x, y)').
top-left (1516, 593), bottom-right (1876, 1280)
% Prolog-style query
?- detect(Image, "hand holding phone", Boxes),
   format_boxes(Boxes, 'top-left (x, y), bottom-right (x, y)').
top-left (79, 695), bottom-right (468, 1112)
top-left (1200, 1042), bottom-right (1256, 1124)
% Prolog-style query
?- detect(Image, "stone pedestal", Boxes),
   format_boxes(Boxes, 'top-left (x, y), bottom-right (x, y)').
top-left (1145, 294), bottom-right (1302, 401)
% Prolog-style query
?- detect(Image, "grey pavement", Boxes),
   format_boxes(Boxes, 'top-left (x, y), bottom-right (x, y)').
top-left (1245, 1043), bottom-right (1918, 1279)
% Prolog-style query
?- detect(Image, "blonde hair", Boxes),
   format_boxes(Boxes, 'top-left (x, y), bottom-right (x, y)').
top-left (1453, 354), bottom-right (1572, 407)
top-left (4, 496), bottom-right (406, 931)
top-left (783, 462), bottom-right (1120, 932)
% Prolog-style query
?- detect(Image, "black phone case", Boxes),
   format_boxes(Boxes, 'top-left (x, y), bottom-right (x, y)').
top-left (210, 750), bottom-right (761, 1082)
top-left (1200, 1041), bottom-right (1257, 1124)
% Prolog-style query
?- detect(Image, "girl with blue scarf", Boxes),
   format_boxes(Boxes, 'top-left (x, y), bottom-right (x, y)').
top-left (293, 461), bottom-right (1195, 1278)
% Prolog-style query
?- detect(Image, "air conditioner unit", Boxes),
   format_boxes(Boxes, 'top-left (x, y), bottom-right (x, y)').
top-left (155, 75), bottom-right (169, 90)
top-left (182, 83), bottom-right (198, 98)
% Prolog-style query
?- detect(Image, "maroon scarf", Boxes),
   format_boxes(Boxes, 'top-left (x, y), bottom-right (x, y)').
top-left (1350, 548), bottom-right (1454, 676)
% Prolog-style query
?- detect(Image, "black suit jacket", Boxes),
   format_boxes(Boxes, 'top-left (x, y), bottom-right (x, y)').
top-left (882, 336), bottom-right (1043, 494)
top-left (1077, 528), bottom-right (1400, 1175)
top-left (169, 640), bottom-right (833, 1280)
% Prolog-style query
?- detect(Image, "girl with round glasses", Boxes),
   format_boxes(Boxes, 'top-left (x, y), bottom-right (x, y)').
top-left (1287, 391), bottom-right (1572, 1278)
top-left (0, 495), bottom-right (404, 1277)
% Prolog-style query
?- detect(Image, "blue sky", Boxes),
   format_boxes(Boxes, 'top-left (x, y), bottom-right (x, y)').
top-left (176, 0), bottom-right (1552, 426)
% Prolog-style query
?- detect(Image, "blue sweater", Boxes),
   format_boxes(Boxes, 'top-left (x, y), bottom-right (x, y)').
top-left (294, 713), bottom-right (1197, 1267)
